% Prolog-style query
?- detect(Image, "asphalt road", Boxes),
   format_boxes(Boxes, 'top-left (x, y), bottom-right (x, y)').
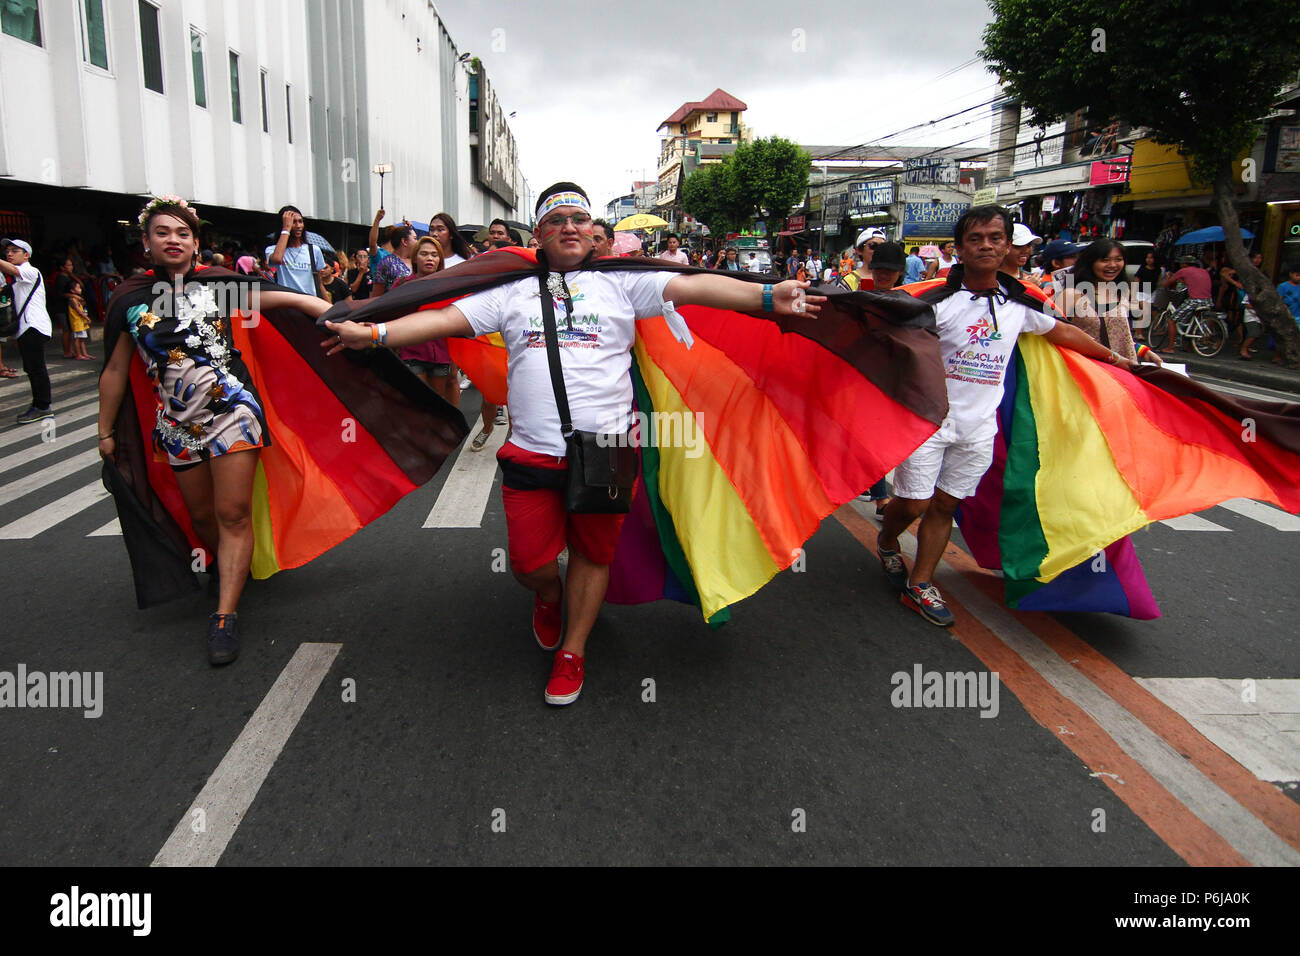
top-left (1, 352), bottom-right (1297, 867)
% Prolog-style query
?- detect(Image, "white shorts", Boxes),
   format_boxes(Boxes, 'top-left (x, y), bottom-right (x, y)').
top-left (892, 423), bottom-right (995, 501)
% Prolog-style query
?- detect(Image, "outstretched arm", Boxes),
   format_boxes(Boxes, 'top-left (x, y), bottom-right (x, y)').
top-left (322, 305), bottom-right (472, 355)
top-left (1042, 319), bottom-right (1139, 370)
top-left (662, 274), bottom-right (824, 316)
top-left (258, 288), bottom-right (331, 319)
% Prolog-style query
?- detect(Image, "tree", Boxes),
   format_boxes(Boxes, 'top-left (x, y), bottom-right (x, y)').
top-left (730, 136), bottom-right (812, 228)
top-left (981, 0), bottom-right (1300, 365)
top-left (680, 161), bottom-right (744, 237)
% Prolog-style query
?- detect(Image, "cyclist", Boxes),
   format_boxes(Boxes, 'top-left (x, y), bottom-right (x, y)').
top-left (1160, 254), bottom-right (1213, 353)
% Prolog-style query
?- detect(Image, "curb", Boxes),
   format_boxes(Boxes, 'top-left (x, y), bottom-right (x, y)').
top-left (1176, 352), bottom-right (1300, 395)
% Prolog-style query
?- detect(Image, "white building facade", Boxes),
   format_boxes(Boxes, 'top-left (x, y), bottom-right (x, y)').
top-left (0, 0), bottom-right (521, 249)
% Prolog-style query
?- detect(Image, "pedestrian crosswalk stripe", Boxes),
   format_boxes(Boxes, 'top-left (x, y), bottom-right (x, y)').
top-left (1216, 498), bottom-right (1300, 532)
top-left (0, 448), bottom-right (100, 507)
top-left (1160, 514), bottom-right (1231, 532)
top-left (1135, 678), bottom-right (1300, 783)
top-left (0, 371), bottom-right (95, 414)
top-left (87, 517), bottom-right (121, 537)
top-left (0, 422), bottom-right (98, 476)
top-left (0, 394), bottom-right (99, 450)
top-left (423, 427), bottom-right (506, 528)
top-left (0, 480), bottom-right (110, 539)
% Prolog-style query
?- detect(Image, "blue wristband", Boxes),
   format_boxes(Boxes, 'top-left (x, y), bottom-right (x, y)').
top-left (762, 284), bottom-right (774, 312)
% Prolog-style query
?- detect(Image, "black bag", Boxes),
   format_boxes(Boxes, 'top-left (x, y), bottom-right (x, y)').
top-left (0, 271), bottom-right (41, 339)
top-left (537, 272), bottom-right (637, 514)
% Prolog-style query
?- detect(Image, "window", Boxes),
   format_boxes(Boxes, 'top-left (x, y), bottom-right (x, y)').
top-left (138, 1), bottom-right (163, 93)
top-left (81, 0), bottom-right (107, 68)
top-left (259, 69), bottom-right (269, 132)
top-left (285, 84), bottom-right (292, 142)
top-left (228, 51), bottom-right (241, 123)
top-left (705, 113), bottom-right (717, 123)
top-left (1, 0), bottom-right (42, 45)
top-left (190, 29), bottom-right (206, 108)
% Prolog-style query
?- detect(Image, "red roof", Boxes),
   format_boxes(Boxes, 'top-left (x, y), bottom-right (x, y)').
top-left (658, 89), bottom-right (748, 129)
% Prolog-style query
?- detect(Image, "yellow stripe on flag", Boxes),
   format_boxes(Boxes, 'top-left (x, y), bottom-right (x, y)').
top-left (635, 341), bottom-right (779, 618)
top-left (1019, 335), bottom-right (1148, 581)
top-left (249, 460), bottom-right (281, 579)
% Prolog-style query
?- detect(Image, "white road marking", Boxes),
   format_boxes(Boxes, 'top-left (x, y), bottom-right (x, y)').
top-left (0, 422), bottom-right (98, 476)
top-left (0, 394), bottom-right (99, 449)
top-left (0, 371), bottom-right (94, 413)
top-left (1135, 678), bottom-right (1300, 783)
top-left (1216, 498), bottom-right (1300, 532)
top-left (891, 529), bottom-right (1300, 867)
top-left (87, 517), bottom-right (121, 537)
top-left (0, 448), bottom-right (100, 507)
top-left (423, 427), bottom-right (507, 528)
top-left (1160, 514), bottom-right (1230, 532)
top-left (151, 642), bottom-right (342, 867)
top-left (0, 480), bottom-right (110, 539)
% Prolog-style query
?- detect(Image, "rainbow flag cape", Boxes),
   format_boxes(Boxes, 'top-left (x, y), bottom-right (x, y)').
top-left (103, 269), bottom-right (469, 608)
top-left (331, 250), bottom-right (950, 622)
top-left (901, 273), bottom-right (1300, 616)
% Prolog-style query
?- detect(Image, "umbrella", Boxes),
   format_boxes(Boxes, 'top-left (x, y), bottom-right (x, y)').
top-left (614, 213), bottom-right (669, 231)
top-left (918, 244), bottom-right (941, 259)
top-left (612, 232), bottom-right (642, 255)
top-left (264, 229), bottom-right (337, 256)
top-left (1174, 226), bottom-right (1254, 245)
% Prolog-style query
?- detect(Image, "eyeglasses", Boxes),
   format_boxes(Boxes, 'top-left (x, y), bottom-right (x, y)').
top-left (539, 213), bottom-right (593, 229)
top-left (867, 243), bottom-right (883, 250)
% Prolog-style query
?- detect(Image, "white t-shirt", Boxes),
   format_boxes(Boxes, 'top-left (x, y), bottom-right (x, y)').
top-left (938, 254), bottom-right (958, 272)
top-left (935, 283), bottom-right (1057, 442)
top-left (12, 262), bottom-right (51, 337)
top-left (444, 253), bottom-right (466, 268)
top-left (264, 243), bottom-right (326, 294)
top-left (745, 258), bottom-right (763, 273)
top-left (457, 269), bottom-right (675, 457)
top-left (658, 249), bottom-right (689, 265)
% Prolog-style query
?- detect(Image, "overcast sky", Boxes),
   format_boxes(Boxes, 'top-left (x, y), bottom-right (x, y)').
top-left (435, 0), bottom-right (999, 215)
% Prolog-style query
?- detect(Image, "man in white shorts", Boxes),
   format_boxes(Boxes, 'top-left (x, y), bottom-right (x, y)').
top-left (875, 205), bottom-right (1141, 626)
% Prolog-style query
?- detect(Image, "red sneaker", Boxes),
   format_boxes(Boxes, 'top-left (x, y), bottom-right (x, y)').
top-left (533, 588), bottom-right (563, 651)
top-left (545, 650), bottom-right (584, 705)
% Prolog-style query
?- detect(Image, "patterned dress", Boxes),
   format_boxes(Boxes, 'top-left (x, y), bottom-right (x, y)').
top-left (125, 283), bottom-right (269, 466)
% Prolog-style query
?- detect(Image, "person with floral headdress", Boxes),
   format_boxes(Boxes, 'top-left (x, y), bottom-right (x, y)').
top-left (98, 196), bottom-right (332, 665)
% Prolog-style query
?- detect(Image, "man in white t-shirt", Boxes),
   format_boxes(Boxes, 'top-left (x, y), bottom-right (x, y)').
top-left (745, 252), bottom-right (763, 273)
top-left (658, 232), bottom-right (690, 265)
top-left (324, 181), bottom-right (820, 705)
top-left (0, 238), bottom-right (54, 423)
top-left (874, 206), bottom-right (1140, 627)
top-left (265, 204), bottom-right (328, 298)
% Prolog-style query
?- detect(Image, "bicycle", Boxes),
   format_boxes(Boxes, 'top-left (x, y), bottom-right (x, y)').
top-left (1148, 286), bottom-right (1228, 357)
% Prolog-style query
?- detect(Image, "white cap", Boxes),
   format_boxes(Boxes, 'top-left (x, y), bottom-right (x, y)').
top-left (1011, 223), bottom-right (1041, 247)
top-left (855, 227), bottom-right (887, 248)
top-left (1, 238), bottom-right (32, 254)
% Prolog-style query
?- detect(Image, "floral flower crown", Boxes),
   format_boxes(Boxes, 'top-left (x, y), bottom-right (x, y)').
top-left (137, 195), bottom-right (198, 228)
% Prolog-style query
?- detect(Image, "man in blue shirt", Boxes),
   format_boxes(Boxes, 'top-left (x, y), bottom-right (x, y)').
top-left (1278, 264), bottom-right (1300, 326)
top-left (265, 205), bottom-right (327, 298)
top-left (905, 246), bottom-right (925, 284)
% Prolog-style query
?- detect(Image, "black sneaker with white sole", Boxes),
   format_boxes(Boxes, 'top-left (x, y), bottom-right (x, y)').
top-left (16, 405), bottom-right (53, 424)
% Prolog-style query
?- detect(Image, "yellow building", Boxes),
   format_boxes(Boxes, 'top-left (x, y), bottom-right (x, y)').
top-left (655, 89), bottom-right (751, 216)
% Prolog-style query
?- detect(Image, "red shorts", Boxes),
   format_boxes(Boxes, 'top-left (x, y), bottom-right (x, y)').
top-left (497, 441), bottom-right (628, 574)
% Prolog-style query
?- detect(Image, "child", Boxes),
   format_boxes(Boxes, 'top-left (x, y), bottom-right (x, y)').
top-left (66, 280), bottom-right (93, 360)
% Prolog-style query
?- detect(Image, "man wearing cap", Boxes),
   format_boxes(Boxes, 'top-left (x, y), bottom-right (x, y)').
top-left (324, 181), bottom-right (821, 706)
top-left (0, 239), bottom-right (54, 423)
top-left (837, 228), bottom-right (887, 291)
top-left (1161, 254), bottom-right (1213, 353)
top-left (1000, 223), bottom-right (1043, 287)
top-left (1038, 238), bottom-right (1082, 299)
top-left (875, 205), bottom-right (1142, 627)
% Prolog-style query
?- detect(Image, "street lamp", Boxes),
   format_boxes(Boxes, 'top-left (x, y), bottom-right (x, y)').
top-left (372, 163), bottom-right (393, 209)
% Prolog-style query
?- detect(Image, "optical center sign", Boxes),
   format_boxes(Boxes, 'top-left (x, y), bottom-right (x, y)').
top-left (847, 179), bottom-right (895, 216)
top-left (902, 189), bottom-right (970, 238)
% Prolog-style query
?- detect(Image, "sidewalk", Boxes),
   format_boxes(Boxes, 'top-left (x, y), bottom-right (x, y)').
top-left (1168, 345), bottom-right (1300, 395)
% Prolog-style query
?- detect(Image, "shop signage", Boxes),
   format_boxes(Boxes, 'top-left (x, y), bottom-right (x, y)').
top-left (972, 185), bottom-right (998, 204)
top-left (1013, 119), bottom-right (1065, 172)
top-left (848, 179), bottom-right (896, 214)
top-left (786, 214), bottom-right (806, 232)
top-left (902, 200), bottom-right (970, 237)
top-left (903, 160), bottom-right (959, 186)
top-left (1089, 157), bottom-right (1131, 186)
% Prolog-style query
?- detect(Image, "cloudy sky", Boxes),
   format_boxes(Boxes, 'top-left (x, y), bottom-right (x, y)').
top-left (436, 0), bottom-right (999, 214)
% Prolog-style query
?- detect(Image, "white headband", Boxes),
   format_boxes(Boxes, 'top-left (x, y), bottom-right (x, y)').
top-left (537, 191), bottom-right (591, 219)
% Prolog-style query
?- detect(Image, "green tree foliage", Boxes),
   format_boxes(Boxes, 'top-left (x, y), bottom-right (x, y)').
top-left (680, 136), bottom-right (812, 235)
top-left (981, 0), bottom-right (1300, 364)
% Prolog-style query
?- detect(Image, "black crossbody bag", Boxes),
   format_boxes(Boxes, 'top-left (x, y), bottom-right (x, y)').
top-left (537, 272), bottom-right (637, 514)
top-left (0, 271), bottom-right (41, 338)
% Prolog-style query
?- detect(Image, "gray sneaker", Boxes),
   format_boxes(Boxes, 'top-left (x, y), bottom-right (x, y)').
top-left (15, 405), bottom-right (53, 424)
top-left (878, 547), bottom-right (909, 592)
